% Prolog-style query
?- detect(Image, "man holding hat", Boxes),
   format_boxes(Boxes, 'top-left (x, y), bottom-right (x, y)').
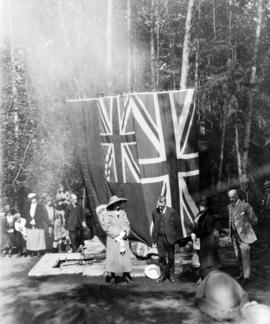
top-left (152, 195), bottom-right (182, 283)
top-left (228, 189), bottom-right (257, 286)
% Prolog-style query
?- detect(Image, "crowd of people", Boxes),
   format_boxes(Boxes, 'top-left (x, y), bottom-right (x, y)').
top-left (0, 185), bottom-right (91, 257)
top-left (1, 185), bottom-right (269, 322)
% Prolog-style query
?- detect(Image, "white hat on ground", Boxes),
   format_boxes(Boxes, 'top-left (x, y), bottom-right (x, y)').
top-left (144, 264), bottom-right (161, 280)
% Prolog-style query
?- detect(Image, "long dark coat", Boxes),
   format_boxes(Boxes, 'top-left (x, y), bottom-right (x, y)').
top-left (65, 203), bottom-right (86, 231)
top-left (193, 209), bottom-right (220, 274)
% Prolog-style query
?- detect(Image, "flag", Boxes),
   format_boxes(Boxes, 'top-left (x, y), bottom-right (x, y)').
top-left (68, 89), bottom-right (199, 245)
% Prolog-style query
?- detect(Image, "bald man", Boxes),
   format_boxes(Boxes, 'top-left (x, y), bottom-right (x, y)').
top-left (65, 194), bottom-right (86, 252)
top-left (228, 189), bottom-right (257, 285)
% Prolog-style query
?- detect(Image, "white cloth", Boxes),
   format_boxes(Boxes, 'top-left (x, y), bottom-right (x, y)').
top-left (46, 205), bottom-right (54, 223)
top-left (30, 203), bottom-right (37, 218)
top-left (26, 228), bottom-right (46, 251)
top-left (15, 218), bottom-right (27, 238)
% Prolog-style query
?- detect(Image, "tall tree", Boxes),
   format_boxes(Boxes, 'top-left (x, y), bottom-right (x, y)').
top-left (150, 0), bottom-right (156, 89)
top-left (127, 0), bottom-right (132, 91)
top-left (241, 0), bottom-right (264, 192)
top-left (180, 0), bottom-right (195, 89)
top-left (106, 0), bottom-right (113, 93)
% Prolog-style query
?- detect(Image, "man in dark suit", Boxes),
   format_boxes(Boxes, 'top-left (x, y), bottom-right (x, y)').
top-left (152, 195), bottom-right (182, 283)
top-left (228, 189), bottom-right (257, 286)
top-left (65, 194), bottom-right (86, 252)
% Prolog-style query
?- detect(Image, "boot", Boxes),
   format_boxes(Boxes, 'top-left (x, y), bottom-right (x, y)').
top-left (123, 272), bottom-right (133, 283)
top-left (105, 272), bottom-right (116, 283)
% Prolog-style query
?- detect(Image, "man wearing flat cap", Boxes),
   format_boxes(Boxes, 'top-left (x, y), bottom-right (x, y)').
top-left (152, 195), bottom-right (182, 283)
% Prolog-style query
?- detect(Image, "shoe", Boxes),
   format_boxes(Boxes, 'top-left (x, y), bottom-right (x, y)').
top-left (123, 275), bottom-right (131, 283)
top-left (123, 272), bottom-right (133, 282)
top-left (105, 273), bottom-right (116, 284)
top-left (105, 275), bottom-right (112, 283)
top-left (193, 277), bottom-right (202, 286)
top-left (169, 274), bottom-right (175, 283)
top-left (240, 277), bottom-right (250, 287)
top-left (156, 275), bottom-right (166, 283)
top-left (234, 274), bottom-right (243, 281)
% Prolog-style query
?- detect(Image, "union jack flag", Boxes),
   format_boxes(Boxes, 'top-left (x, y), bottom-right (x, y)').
top-left (97, 90), bottom-right (199, 243)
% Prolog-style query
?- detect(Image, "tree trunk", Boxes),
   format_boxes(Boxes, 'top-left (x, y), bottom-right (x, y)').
top-left (127, 0), bottom-right (131, 92)
top-left (217, 105), bottom-right (227, 189)
top-left (150, 0), bottom-right (155, 90)
top-left (241, 0), bottom-right (263, 191)
top-left (235, 123), bottom-right (242, 183)
top-left (180, 0), bottom-right (195, 90)
top-left (132, 27), bottom-right (137, 92)
top-left (212, 0), bottom-right (216, 40)
top-left (106, 0), bottom-right (113, 93)
top-left (7, 0), bottom-right (19, 137)
top-left (194, 0), bottom-right (201, 90)
top-left (58, 0), bottom-right (81, 95)
top-left (156, 0), bottom-right (160, 89)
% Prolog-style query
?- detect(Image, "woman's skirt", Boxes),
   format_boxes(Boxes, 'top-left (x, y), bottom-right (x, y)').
top-left (26, 228), bottom-right (46, 251)
top-left (105, 236), bottom-right (132, 273)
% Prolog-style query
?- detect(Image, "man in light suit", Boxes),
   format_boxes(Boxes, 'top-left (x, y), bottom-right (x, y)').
top-left (65, 194), bottom-right (86, 252)
top-left (228, 189), bottom-right (257, 286)
top-left (152, 195), bottom-right (182, 283)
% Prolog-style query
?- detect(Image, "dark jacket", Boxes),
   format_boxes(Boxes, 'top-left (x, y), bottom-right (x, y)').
top-left (193, 209), bottom-right (220, 271)
top-left (24, 203), bottom-right (49, 230)
top-left (152, 206), bottom-right (182, 245)
top-left (194, 210), bottom-right (219, 239)
top-left (65, 203), bottom-right (86, 232)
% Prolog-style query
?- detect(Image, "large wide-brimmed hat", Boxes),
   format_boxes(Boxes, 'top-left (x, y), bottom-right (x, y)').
top-left (106, 195), bottom-right (127, 209)
top-left (144, 264), bottom-right (161, 280)
top-left (195, 270), bottom-right (248, 321)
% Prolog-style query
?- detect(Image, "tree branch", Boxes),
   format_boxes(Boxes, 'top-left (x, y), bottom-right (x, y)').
top-left (11, 117), bottom-right (45, 186)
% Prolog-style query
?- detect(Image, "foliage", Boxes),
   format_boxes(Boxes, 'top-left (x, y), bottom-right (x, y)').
top-left (1, 0), bottom-right (270, 207)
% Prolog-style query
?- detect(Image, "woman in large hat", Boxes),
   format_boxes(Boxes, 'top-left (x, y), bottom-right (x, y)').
top-left (103, 195), bottom-right (132, 284)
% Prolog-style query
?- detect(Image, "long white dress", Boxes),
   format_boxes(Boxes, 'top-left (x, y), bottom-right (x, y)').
top-left (103, 210), bottom-right (132, 274)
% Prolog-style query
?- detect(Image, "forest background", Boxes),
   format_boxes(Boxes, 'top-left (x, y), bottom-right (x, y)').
top-left (1, 0), bottom-right (270, 214)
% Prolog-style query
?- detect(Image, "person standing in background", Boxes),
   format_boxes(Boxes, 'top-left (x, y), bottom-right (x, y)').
top-left (43, 195), bottom-right (55, 252)
top-left (228, 189), bottom-right (257, 286)
top-left (192, 196), bottom-right (220, 280)
top-left (24, 193), bottom-right (47, 256)
top-left (64, 194), bottom-right (86, 252)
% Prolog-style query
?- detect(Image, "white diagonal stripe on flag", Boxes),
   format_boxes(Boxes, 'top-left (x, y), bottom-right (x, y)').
top-left (122, 143), bottom-right (141, 183)
top-left (98, 98), bottom-right (112, 135)
top-left (169, 89), bottom-right (195, 158)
